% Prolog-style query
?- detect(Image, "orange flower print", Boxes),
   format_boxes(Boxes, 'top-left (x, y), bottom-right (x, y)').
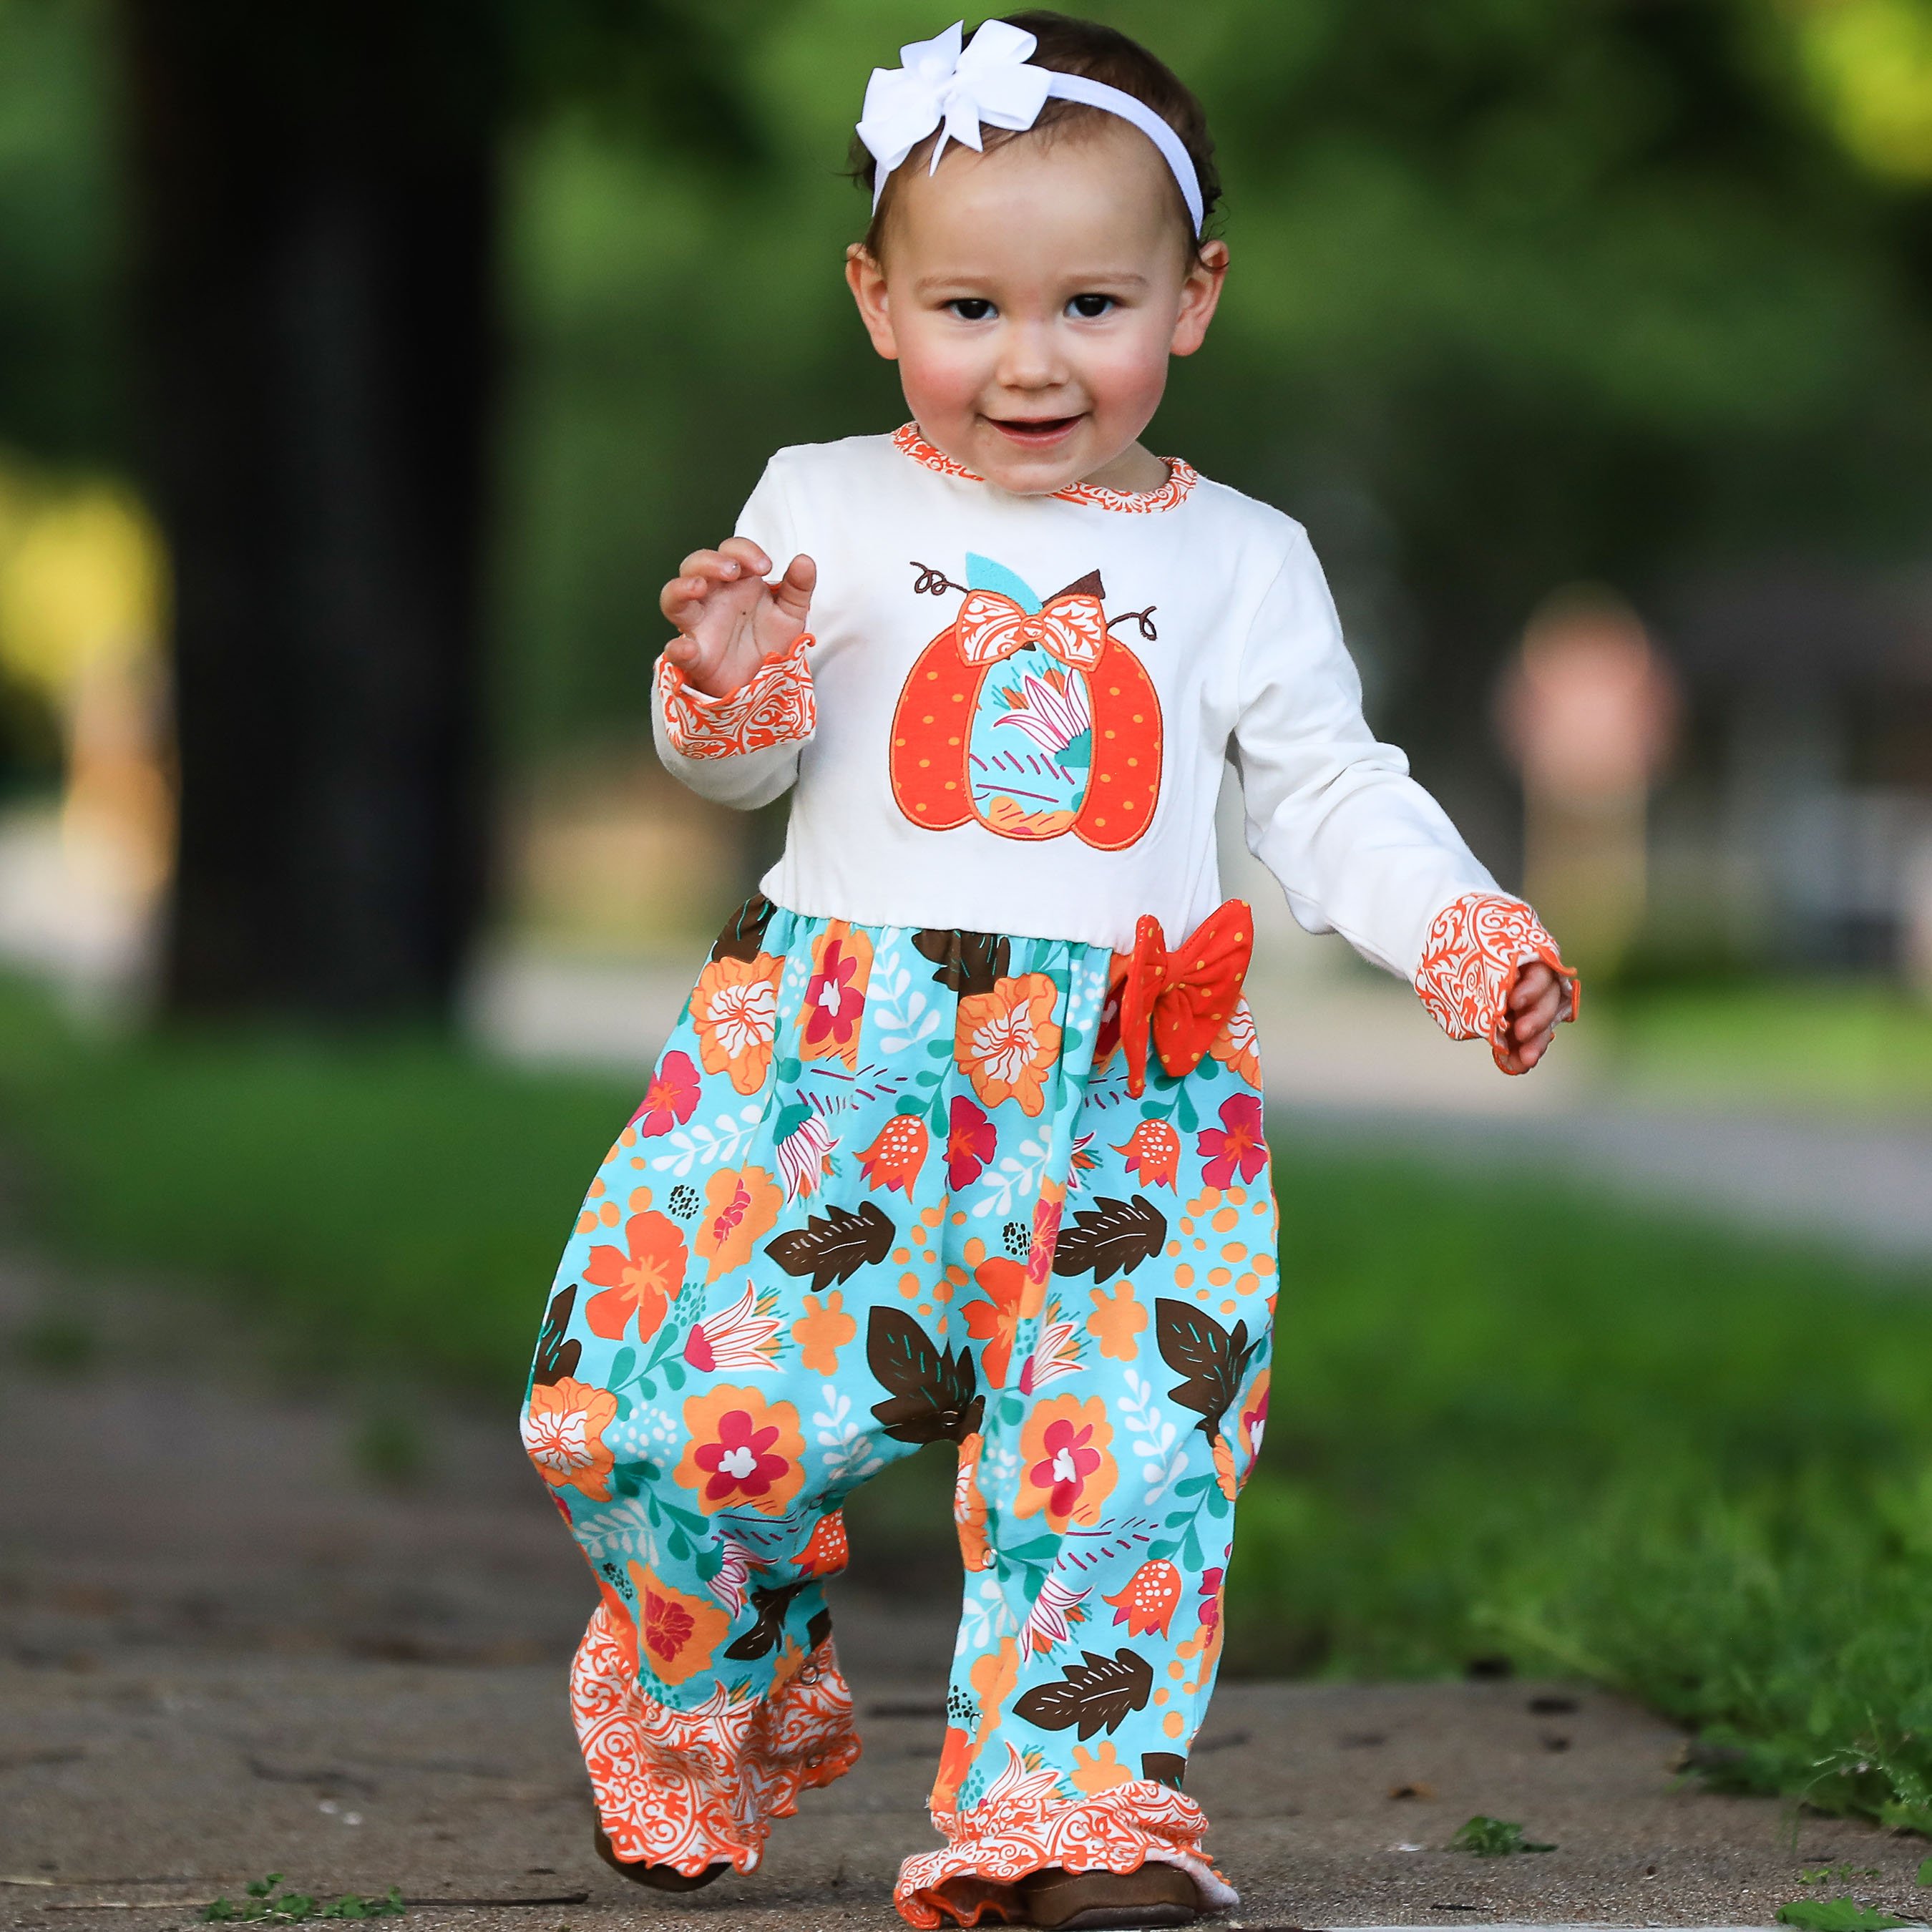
top-left (960, 1254), bottom-right (1027, 1388)
top-left (674, 1384), bottom-right (805, 1517)
top-left (1113, 1118), bottom-right (1180, 1189)
top-left (1103, 1557), bottom-right (1183, 1638)
top-left (953, 1430), bottom-right (992, 1572)
top-left (1070, 1742), bottom-right (1136, 1795)
top-left (1210, 999), bottom-right (1262, 1089)
top-left (955, 972), bottom-right (1061, 1116)
top-left (791, 1289), bottom-right (856, 1375)
top-left (630, 1048), bottom-right (701, 1138)
top-left (796, 1508), bottom-right (849, 1577)
top-left (582, 1209), bottom-right (689, 1342)
top-left (932, 1722), bottom-right (975, 1813)
top-left (856, 1113), bottom-right (930, 1194)
top-left (692, 1162), bottom-right (783, 1283)
top-left (967, 1636), bottom-right (1020, 1755)
top-left (627, 1561), bottom-right (731, 1688)
top-left (522, 1376), bottom-right (618, 1501)
top-left (1086, 1280), bottom-right (1146, 1362)
top-left (690, 952), bottom-right (784, 1096)
top-left (799, 921), bottom-right (874, 1070)
top-left (1016, 1394), bottom-right (1117, 1533)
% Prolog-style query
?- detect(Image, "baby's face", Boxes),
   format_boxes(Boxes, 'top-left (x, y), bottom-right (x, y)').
top-left (847, 121), bottom-right (1226, 495)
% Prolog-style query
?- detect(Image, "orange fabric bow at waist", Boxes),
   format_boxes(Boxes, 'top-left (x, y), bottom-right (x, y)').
top-left (1105, 899), bottom-right (1254, 1098)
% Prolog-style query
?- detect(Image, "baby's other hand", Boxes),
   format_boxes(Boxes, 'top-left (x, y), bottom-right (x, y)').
top-left (660, 539), bottom-right (816, 701)
top-left (1494, 960), bottom-right (1571, 1075)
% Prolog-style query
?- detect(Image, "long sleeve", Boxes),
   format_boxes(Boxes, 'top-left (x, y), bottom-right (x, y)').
top-left (1230, 529), bottom-right (1576, 1063)
top-left (651, 458), bottom-right (816, 809)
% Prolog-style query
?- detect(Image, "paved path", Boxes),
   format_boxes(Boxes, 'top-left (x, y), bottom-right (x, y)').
top-left (5, 1252), bottom-right (1928, 1932)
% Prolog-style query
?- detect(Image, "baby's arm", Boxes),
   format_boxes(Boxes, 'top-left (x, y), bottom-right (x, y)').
top-left (651, 464), bottom-right (819, 809)
top-left (1231, 530), bottom-right (1576, 1073)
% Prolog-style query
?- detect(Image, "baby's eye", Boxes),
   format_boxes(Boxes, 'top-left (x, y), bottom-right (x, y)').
top-left (1067, 293), bottom-right (1116, 319)
top-left (947, 298), bottom-right (996, 321)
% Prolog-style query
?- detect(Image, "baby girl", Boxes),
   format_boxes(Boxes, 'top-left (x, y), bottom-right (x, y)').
top-left (521, 13), bottom-right (1576, 1928)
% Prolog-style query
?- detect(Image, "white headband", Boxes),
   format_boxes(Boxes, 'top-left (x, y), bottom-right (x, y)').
top-left (856, 19), bottom-right (1205, 237)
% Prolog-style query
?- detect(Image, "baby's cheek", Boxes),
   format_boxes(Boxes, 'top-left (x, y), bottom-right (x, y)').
top-left (895, 327), bottom-right (994, 427)
top-left (1075, 323), bottom-right (1175, 429)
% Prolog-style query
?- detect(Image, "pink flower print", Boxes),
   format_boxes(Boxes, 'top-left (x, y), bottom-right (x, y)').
top-left (1020, 1575), bottom-right (1091, 1654)
top-left (777, 1111), bottom-right (838, 1204)
top-left (1197, 1093), bottom-right (1267, 1189)
top-left (683, 1282), bottom-right (783, 1373)
top-left (1199, 1566), bottom-right (1224, 1634)
top-left (1029, 1415), bottom-right (1103, 1522)
top-left (1016, 1306), bottom-right (1079, 1393)
top-left (691, 1407), bottom-right (791, 1506)
top-left (946, 1096), bottom-right (997, 1191)
top-left (1067, 1130), bottom-right (1100, 1193)
top-left (629, 1049), bottom-right (700, 1138)
top-left (800, 928), bottom-right (869, 1066)
top-left (993, 662), bottom-right (1092, 754)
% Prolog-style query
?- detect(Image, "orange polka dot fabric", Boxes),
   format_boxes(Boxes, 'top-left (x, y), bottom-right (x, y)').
top-left (523, 896), bottom-right (1274, 1921)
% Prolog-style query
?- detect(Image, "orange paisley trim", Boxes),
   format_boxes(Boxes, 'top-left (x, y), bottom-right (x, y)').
top-left (1414, 891), bottom-right (1581, 1075)
top-left (892, 423), bottom-right (1199, 514)
top-left (570, 1601), bottom-right (859, 1876)
top-left (656, 630), bottom-right (816, 760)
top-left (895, 1745), bottom-right (1237, 1927)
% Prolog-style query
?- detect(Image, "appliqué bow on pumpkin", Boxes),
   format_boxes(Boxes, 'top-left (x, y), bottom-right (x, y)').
top-left (1101, 900), bottom-right (1254, 1098)
top-left (955, 587), bottom-right (1108, 669)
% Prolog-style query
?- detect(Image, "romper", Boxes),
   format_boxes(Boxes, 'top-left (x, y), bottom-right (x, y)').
top-left (520, 425), bottom-right (1574, 1927)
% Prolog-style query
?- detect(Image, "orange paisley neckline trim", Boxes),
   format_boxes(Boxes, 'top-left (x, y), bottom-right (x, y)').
top-left (892, 422), bottom-right (1199, 513)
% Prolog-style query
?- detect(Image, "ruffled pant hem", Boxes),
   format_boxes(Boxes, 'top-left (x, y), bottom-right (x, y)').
top-left (570, 1604), bottom-right (860, 1877)
top-left (893, 1761), bottom-right (1238, 1928)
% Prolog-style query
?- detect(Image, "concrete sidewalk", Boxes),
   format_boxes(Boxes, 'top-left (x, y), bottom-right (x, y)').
top-left (4, 1253), bottom-right (1927, 1932)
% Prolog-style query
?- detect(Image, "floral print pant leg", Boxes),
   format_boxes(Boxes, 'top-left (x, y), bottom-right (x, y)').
top-left (520, 899), bottom-right (1276, 1924)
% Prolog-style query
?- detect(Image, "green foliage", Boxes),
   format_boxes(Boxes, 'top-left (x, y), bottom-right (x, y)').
top-left (1449, 1815), bottom-right (1555, 1856)
top-left (204, 1878), bottom-right (404, 1923)
top-left (1776, 1901), bottom-right (1923, 1932)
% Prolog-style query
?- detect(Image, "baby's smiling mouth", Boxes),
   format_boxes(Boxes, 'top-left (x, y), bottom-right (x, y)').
top-left (987, 414), bottom-right (1084, 446)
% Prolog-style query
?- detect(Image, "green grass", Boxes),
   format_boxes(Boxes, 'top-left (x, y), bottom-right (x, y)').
top-left (1, 973), bottom-right (1929, 1833)
top-left (1599, 979), bottom-right (1932, 1110)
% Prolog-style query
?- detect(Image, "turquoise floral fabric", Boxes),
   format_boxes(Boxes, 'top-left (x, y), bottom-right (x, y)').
top-left (522, 896), bottom-right (1277, 1906)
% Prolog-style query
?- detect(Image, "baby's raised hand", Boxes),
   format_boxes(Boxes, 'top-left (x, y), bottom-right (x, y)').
top-left (1495, 960), bottom-right (1571, 1075)
top-left (660, 539), bottom-right (816, 701)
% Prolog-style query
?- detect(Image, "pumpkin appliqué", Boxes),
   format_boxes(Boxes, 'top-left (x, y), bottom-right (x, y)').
top-left (889, 555), bottom-right (1163, 850)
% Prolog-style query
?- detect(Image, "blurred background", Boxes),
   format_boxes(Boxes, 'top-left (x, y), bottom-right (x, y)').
top-left (4, 0), bottom-right (1932, 1873)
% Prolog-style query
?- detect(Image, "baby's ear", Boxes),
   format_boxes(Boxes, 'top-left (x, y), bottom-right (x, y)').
top-left (844, 245), bottom-right (899, 362)
top-left (1171, 240), bottom-right (1229, 359)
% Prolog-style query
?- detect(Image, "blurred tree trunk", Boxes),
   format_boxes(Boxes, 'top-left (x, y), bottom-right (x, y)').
top-left (122, 4), bottom-right (497, 1023)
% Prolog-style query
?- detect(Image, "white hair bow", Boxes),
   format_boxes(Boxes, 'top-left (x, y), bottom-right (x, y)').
top-left (854, 19), bottom-right (1204, 234)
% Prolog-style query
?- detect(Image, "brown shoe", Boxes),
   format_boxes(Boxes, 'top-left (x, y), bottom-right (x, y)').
top-left (592, 1820), bottom-right (727, 1892)
top-left (1018, 1863), bottom-right (1199, 1928)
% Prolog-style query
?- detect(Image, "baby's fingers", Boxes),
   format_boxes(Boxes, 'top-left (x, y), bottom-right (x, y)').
top-left (1512, 978), bottom-right (1565, 1043)
top-left (660, 576), bottom-right (717, 627)
top-left (771, 553), bottom-right (818, 623)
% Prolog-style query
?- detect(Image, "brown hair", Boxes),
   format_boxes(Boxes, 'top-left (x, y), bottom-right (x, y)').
top-left (847, 11), bottom-right (1221, 259)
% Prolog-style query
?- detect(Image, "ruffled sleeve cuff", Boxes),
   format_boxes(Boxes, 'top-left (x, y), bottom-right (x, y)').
top-left (655, 631), bottom-right (816, 761)
top-left (1414, 891), bottom-right (1581, 1074)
